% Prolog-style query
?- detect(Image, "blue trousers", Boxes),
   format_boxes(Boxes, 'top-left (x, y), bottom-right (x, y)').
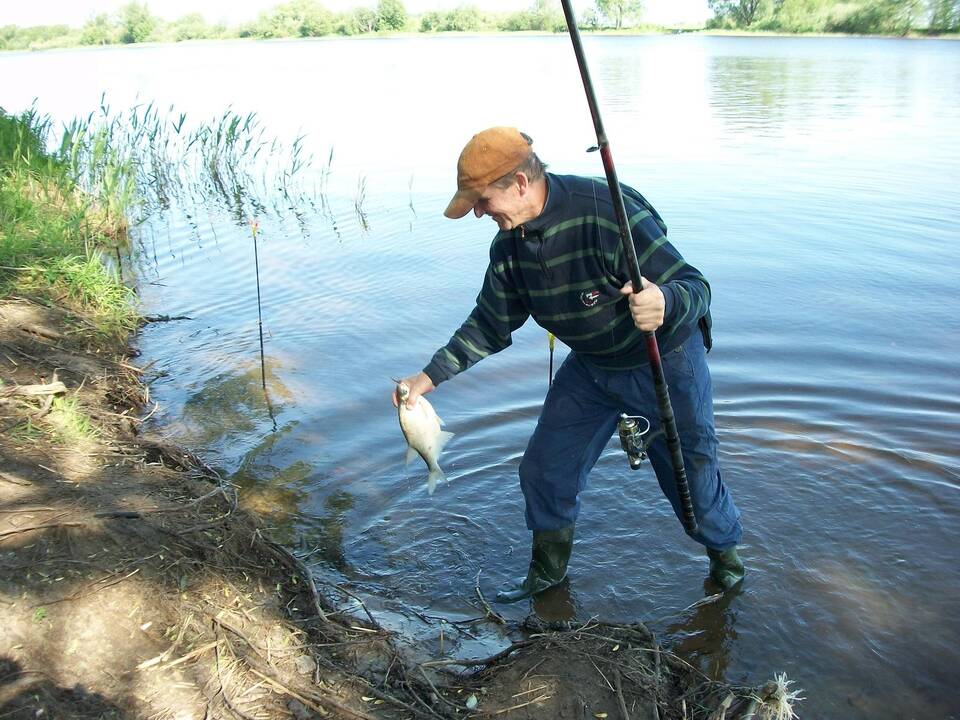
top-left (519, 331), bottom-right (743, 550)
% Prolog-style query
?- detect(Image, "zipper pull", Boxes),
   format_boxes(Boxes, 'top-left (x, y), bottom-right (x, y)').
top-left (519, 225), bottom-right (525, 239)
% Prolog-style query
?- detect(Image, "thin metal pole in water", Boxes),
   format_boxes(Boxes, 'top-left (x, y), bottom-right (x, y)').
top-left (558, 0), bottom-right (698, 536)
top-left (250, 220), bottom-right (267, 391)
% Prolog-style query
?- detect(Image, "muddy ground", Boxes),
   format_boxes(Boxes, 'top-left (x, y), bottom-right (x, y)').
top-left (0, 295), bottom-right (783, 720)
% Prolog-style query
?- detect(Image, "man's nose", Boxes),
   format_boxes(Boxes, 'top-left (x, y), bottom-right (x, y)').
top-left (473, 204), bottom-right (483, 218)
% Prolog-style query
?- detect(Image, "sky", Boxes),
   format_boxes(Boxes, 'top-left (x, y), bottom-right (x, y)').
top-left (0, 0), bottom-right (712, 28)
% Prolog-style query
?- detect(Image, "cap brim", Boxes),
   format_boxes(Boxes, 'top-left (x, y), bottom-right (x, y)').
top-left (443, 188), bottom-right (480, 219)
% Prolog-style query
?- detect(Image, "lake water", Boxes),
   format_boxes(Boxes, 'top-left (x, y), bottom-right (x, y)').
top-left (2, 34), bottom-right (959, 718)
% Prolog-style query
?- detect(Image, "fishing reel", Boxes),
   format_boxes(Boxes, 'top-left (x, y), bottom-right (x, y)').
top-left (618, 413), bottom-right (652, 470)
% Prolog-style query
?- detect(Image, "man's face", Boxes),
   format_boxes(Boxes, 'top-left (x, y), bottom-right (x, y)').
top-left (473, 180), bottom-right (525, 230)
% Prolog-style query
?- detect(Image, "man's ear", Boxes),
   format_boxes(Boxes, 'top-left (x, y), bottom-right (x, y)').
top-left (515, 171), bottom-right (529, 196)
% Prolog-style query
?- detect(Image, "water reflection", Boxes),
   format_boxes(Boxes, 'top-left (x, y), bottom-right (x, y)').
top-left (297, 490), bottom-right (356, 572)
top-left (665, 586), bottom-right (742, 681)
top-left (707, 53), bottom-right (865, 137)
top-left (709, 56), bottom-right (794, 134)
top-left (531, 579), bottom-right (578, 624)
top-left (179, 361), bottom-right (291, 446)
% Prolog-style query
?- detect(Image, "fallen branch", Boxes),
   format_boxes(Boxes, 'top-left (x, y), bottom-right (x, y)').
top-left (474, 569), bottom-right (507, 625)
top-left (247, 667), bottom-right (377, 720)
top-left (614, 669), bottom-right (631, 720)
top-left (327, 581), bottom-right (378, 627)
top-left (142, 314), bottom-right (193, 324)
top-left (0, 380), bottom-right (67, 398)
top-left (16, 323), bottom-right (62, 341)
top-left (0, 470), bottom-right (32, 486)
top-left (0, 521), bottom-right (84, 540)
top-left (146, 640), bottom-right (219, 672)
top-left (651, 632), bottom-right (661, 720)
top-left (36, 567), bottom-right (141, 607)
top-left (482, 693), bottom-right (552, 716)
top-left (419, 640), bottom-right (533, 669)
top-left (214, 629), bottom-right (259, 720)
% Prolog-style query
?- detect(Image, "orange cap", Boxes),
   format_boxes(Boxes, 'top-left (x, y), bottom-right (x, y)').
top-left (444, 127), bottom-right (532, 219)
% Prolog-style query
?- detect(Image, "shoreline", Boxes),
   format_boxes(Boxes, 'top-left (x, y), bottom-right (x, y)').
top-left (0, 295), bottom-right (404, 718)
top-left (2, 27), bottom-right (957, 55)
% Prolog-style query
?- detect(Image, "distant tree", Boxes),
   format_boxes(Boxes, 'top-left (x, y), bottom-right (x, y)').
top-left (118, 2), bottom-right (156, 43)
top-left (445, 5), bottom-right (484, 30)
top-left (707, 0), bottom-right (774, 27)
top-left (419, 10), bottom-right (443, 30)
top-left (829, 0), bottom-right (923, 33)
top-left (241, 0), bottom-right (333, 38)
top-left (595, 0), bottom-right (645, 29)
top-left (280, 0), bottom-right (333, 36)
top-left (929, 0), bottom-right (960, 30)
top-left (377, 0), bottom-right (408, 30)
top-left (169, 13), bottom-right (209, 41)
top-left (501, 0), bottom-right (565, 31)
top-left (420, 6), bottom-right (484, 31)
top-left (579, 7), bottom-right (601, 29)
top-left (773, 0), bottom-right (832, 32)
top-left (341, 6), bottom-right (378, 33)
top-left (80, 13), bottom-right (115, 45)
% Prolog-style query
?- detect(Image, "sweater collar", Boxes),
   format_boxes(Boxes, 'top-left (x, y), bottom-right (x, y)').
top-left (520, 173), bottom-right (563, 235)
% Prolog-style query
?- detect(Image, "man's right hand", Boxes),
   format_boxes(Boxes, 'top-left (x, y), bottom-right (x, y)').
top-left (392, 372), bottom-right (436, 409)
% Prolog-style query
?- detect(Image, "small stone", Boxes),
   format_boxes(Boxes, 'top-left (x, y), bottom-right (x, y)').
top-left (294, 654), bottom-right (316, 675)
top-left (465, 694), bottom-right (478, 710)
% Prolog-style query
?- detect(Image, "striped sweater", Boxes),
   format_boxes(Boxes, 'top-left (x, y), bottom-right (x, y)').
top-left (423, 173), bottom-right (712, 386)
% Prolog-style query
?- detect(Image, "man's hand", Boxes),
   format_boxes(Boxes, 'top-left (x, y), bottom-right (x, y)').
top-left (392, 371), bottom-right (436, 409)
top-left (619, 277), bottom-right (665, 332)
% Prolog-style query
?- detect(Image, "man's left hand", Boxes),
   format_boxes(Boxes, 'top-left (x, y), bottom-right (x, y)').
top-left (619, 277), bottom-right (664, 332)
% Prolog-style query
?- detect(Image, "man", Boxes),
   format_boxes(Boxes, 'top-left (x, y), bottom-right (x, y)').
top-left (393, 127), bottom-right (744, 603)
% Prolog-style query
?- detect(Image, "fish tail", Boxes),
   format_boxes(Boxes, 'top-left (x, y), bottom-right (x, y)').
top-left (427, 466), bottom-right (445, 496)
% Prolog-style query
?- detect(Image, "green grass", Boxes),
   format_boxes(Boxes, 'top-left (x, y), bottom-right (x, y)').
top-left (46, 396), bottom-right (101, 444)
top-left (0, 106), bottom-right (137, 338)
top-left (20, 255), bottom-right (138, 337)
top-left (6, 418), bottom-right (43, 442)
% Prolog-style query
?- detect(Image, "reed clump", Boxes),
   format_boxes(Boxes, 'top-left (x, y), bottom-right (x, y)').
top-left (0, 107), bottom-right (136, 339)
top-left (2, 101), bottom-right (314, 337)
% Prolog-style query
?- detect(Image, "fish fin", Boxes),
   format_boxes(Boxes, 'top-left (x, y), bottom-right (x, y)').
top-left (427, 466), bottom-right (445, 495)
top-left (404, 446), bottom-right (418, 467)
top-left (436, 431), bottom-right (455, 454)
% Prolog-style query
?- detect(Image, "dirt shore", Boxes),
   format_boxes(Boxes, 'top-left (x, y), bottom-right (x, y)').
top-left (0, 295), bottom-right (781, 720)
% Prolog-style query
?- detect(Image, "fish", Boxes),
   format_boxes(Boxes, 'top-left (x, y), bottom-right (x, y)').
top-left (396, 381), bottom-right (454, 495)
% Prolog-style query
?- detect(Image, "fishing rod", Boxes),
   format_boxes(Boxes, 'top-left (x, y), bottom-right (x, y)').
top-left (558, 0), bottom-right (698, 536)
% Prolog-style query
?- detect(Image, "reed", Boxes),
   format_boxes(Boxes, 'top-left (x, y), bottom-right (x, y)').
top-left (56, 99), bottom-right (317, 225)
top-left (354, 172), bottom-right (369, 230)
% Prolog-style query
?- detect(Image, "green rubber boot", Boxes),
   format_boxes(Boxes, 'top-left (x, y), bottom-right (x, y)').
top-left (496, 526), bottom-right (575, 604)
top-left (707, 547), bottom-right (745, 590)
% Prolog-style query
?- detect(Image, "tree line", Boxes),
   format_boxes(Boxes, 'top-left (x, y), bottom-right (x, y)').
top-left (707, 0), bottom-right (959, 33)
top-left (0, 0), bottom-right (648, 51)
top-left (1, 0), bottom-right (956, 52)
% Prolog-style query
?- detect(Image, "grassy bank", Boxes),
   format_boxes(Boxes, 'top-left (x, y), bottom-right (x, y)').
top-left (0, 107), bottom-right (137, 339)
